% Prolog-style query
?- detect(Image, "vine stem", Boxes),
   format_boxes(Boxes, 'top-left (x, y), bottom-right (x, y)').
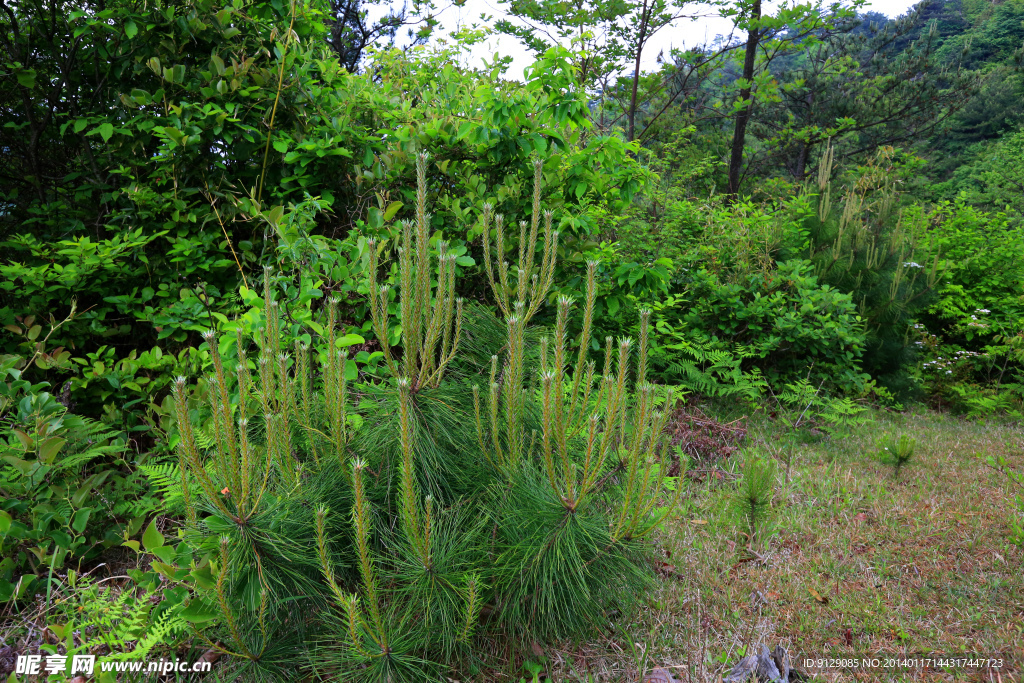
top-left (203, 182), bottom-right (249, 289)
top-left (256, 0), bottom-right (297, 205)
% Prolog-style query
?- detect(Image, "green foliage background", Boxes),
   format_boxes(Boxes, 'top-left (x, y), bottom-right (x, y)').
top-left (2, 0), bottom-right (1024, 676)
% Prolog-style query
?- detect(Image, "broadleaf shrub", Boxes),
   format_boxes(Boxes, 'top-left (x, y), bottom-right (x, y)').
top-left (665, 260), bottom-right (867, 392)
top-left (0, 356), bottom-right (160, 603)
top-left (912, 199), bottom-right (1024, 414)
top-left (0, 0), bottom-right (648, 438)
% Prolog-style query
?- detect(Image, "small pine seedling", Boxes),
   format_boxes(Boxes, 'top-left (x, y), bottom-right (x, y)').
top-left (873, 433), bottom-right (916, 479)
top-left (732, 452), bottom-right (776, 548)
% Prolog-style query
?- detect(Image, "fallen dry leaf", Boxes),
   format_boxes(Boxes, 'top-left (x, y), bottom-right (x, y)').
top-left (642, 666), bottom-right (678, 683)
top-left (808, 587), bottom-right (829, 604)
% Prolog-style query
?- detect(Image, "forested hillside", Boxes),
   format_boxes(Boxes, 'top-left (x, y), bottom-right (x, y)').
top-left (1, 0), bottom-right (1022, 680)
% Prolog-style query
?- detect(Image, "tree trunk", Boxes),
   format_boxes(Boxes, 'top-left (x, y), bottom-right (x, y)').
top-left (727, 0), bottom-right (761, 196)
top-left (793, 91), bottom-right (815, 180)
top-left (627, 0), bottom-right (650, 142)
top-left (794, 141), bottom-right (809, 180)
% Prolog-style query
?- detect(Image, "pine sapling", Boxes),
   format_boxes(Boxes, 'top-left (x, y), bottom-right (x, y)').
top-left (166, 151), bottom-right (689, 677)
top-left (732, 452), bottom-right (777, 549)
top-left (873, 433), bottom-right (916, 479)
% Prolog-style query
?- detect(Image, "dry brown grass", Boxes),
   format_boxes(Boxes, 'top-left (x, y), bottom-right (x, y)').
top-left (541, 408), bottom-right (1024, 683)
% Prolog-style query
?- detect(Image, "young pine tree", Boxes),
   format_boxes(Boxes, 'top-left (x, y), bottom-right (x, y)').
top-left (872, 433), bottom-right (916, 479)
top-left (167, 154), bottom-right (681, 681)
top-left (732, 452), bottom-right (777, 549)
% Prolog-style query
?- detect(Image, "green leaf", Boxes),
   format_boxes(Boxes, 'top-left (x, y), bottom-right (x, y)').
top-left (272, 139), bottom-right (288, 153)
top-left (38, 437), bottom-right (65, 464)
top-left (152, 561), bottom-right (177, 579)
top-left (96, 123), bottom-right (114, 142)
top-left (151, 545), bottom-right (176, 564)
top-left (382, 201), bottom-right (404, 221)
top-left (16, 69), bottom-right (36, 89)
top-left (70, 484), bottom-right (90, 508)
top-left (71, 508), bottom-right (92, 533)
top-left (335, 334), bottom-right (365, 347)
top-left (2, 456), bottom-right (33, 476)
top-left (127, 515), bottom-right (145, 537)
top-left (12, 429), bottom-right (32, 451)
top-left (366, 206), bottom-right (382, 228)
top-left (14, 575), bottom-right (35, 600)
top-left (3, 573), bottom-right (35, 602)
top-left (51, 530), bottom-right (73, 550)
top-left (190, 565), bottom-right (216, 590)
top-left (72, 470), bottom-right (111, 507)
top-left (125, 20), bottom-right (138, 38)
top-left (142, 518), bottom-right (164, 551)
top-left (27, 325), bottom-right (41, 340)
top-left (0, 510), bottom-right (11, 536)
top-left (180, 598), bottom-right (220, 623)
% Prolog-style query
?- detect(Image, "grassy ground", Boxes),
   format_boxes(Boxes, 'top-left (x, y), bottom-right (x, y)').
top-left (539, 408), bottom-right (1024, 683)
top-left (3, 408), bottom-right (1021, 682)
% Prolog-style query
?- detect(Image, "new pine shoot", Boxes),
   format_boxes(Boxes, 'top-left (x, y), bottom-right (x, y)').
top-left (873, 433), bottom-right (916, 479)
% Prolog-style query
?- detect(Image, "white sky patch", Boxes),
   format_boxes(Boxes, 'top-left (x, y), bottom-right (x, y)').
top-left (377, 0), bottom-right (922, 80)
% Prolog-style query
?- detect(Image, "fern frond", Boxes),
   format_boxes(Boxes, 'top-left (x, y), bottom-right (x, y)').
top-left (140, 463), bottom-right (185, 510)
top-left (124, 608), bottom-right (188, 660)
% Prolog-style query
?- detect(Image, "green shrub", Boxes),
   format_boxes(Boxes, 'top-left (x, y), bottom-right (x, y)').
top-left (922, 199), bottom-right (1024, 335)
top-left (914, 322), bottom-right (1024, 417)
top-left (618, 147), bottom-right (939, 399)
top-left (147, 156), bottom-right (679, 681)
top-left (643, 296), bottom-right (767, 402)
top-left (0, 356), bottom-right (159, 603)
top-left (773, 377), bottom-right (870, 435)
top-left (37, 569), bottom-right (189, 672)
top-left (940, 126), bottom-right (1024, 220)
top-left (911, 199), bottom-right (1024, 415)
top-left (666, 260), bottom-right (867, 392)
top-left (1, 0), bottom-right (648, 435)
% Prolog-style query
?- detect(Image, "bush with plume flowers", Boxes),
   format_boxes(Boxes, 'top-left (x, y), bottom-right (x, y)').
top-left (156, 154), bottom-right (682, 681)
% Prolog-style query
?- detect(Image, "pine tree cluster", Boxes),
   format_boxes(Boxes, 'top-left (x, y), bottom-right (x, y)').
top-left (167, 155), bottom-right (681, 681)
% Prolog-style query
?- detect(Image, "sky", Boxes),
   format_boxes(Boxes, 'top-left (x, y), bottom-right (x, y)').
top-left (401, 0), bottom-right (923, 79)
